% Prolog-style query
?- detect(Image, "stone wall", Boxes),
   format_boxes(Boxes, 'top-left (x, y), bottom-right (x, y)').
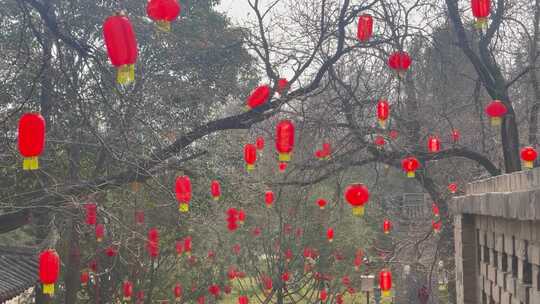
top-left (450, 168), bottom-right (540, 304)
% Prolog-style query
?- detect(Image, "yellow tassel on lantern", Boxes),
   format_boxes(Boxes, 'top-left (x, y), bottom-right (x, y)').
top-left (155, 20), bottom-right (171, 32)
top-left (328, 239), bottom-right (333, 243)
top-left (352, 206), bottom-right (365, 217)
top-left (407, 171), bottom-right (415, 178)
top-left (279, 153), bottom-right (291, 162)
top-left (378, 119), bottom-right (386, 129)
top-left (117, 65), bottom-right (130, 84)
top-left (384, 231), bottom-right (390, 235)
top-left (178, 203), bottom-right (189, 213)
top-left (474, 18), bottom-right (487, 29)
top-left (319, 206), bottom-right (325, 210)
top-left (213, 196), bottom-right (220, 201)
top-left (97, 237), bottom-right (102, 243)
top-left (524, 160), bottom-right (534, 169)
top-left (23, 157), bottom-right (39, 170)
top-left (382, 290), bottom-right (391, 298)
top-left (246, 164), bottom-right (254, 171)
top-left (490, 117), bottom-right (502, 126)
top-left (124, 296), bottom-right (131, 301)
top-left (43, 283), bottom-right (55, 295)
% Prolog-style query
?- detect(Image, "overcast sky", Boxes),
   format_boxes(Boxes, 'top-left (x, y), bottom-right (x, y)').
top-left (216, 0), bottom-right (267, 22)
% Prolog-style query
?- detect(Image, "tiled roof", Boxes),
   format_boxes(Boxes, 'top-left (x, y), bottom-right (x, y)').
top-left (0, 246), bottom-right (38, 303)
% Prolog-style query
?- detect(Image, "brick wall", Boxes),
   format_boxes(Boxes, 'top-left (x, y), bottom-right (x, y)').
top-left (450, 168), bottom-right (540, 304)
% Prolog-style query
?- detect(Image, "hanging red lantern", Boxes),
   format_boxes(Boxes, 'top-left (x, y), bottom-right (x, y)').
top-left (427, 136), bottom-right (441, 153)
top-left (277, 78), bottom-right (289, 94)
top-left (265, 190), bottom-right (275, 208)
top-left (342, 275), bottom-right (351, 287)
top-left (336, 294), bottom-right (344, 304)
top-left (471, 0), bottom-right (490, 27)
top-left (256, 136), bottom-right (265, 150)
top-left (238, 295), bottom-right (249, 304)
top-left (198, 296), bottom-right (205, 304)
top-left (276, 120), bottom-right (295, 162)
top-left (238, 209), bottom-right (246, 224)
top-left (244, 143), bottom-right (257, 171)
top-left (227, 267), bottom-right (237, 280)
top-left (85, 203), bottom-right (97, 225)
top-left (175, 240), bottom-right (183, 256)
top-left (105, 246), bottom-right (118, 257)
top-left (174, 283), bottom-right (182, 300)
top-left (448, 183), bottom-right (458, 194)
top-left (278, 162), bottom-right (288, 172)
top-left (184, 236), bottom-right (192, 256)
top-left (103, 13), bottom-right (138, 84)
top-left (209, 284), bottom-right (220, 297)
top-left (485, 100), bottom-right (507, 126)
top-left (80, 270), bottom-right (89, 287)
top-left (383, 219), bottom-right (392, 234)
top-left (354, 249), bottom-right (363, 271)
top-left (401, 157), bottom-right (420, 178)
top-left (135, 210), bottom-right (145, 225)
top-left (136, 291), bottom-right (145, 303)
top-left (224, 286), bottom-right (232, 294)
top-left (320, 289), bottom-right (328, 302)
top-left (95, 223), bottom-right (105, 242)
top-left (377, 100), bottom-right (390, 128)
top-left (281, 271), bottom-right (290, 282)
top-left (246, 85), bottom-right (271, 110)
top-left (175, 176), bottom-right (191, 213)
top-left (123, 280), bottom-right (133, 301)
top-left (262, 275), bottom-right (273, 291)
top-left (389, 129), bottom-right (399, 140)
top-left (379, 270), bottom-right (392, 298)
top-left (211, 180), bottom-right (221, 201)
top-left (18, 113), bottom-right (46, 170)
top-left (388, 52), bottom-right (412, 77)
top-left (451, 129), bottom-right (460, 143)
top-left (284, 248), bottom-right (293, 263)
top-left (357, 14), bottom-right (373, 41)
top-left (321, 142), bottom-right (331, 159)
top-left (326, 228), bottom-right (334, 242)
top-left (521, 146), bottom-right (538, 169)
top-left (432, 219), bottom-right (442, 233)
top-left (147, 228), bottom-right (160, 258)
top-left (207, 250), bottom-right (216, 260)
top-left (374, 135), bottom-right (386, 148)
top-left (344, 183), bottom-right (370, 216)
top-left (316, 198), bottom-right (327, 210)
top-left (39, 249), bottom-right (60, 295)
top-left (147, 0), bottom-right (181, 32)
top-left (432, 203), bottom-right (440, 218)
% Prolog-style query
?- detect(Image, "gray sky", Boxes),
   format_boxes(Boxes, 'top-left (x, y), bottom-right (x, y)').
top-left (216, 0), bottom-right (254, 21)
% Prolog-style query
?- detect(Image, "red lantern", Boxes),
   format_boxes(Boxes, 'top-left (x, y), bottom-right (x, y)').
top-left (137, 291), bottom-right (145, 303)
top-left (377, 100), bottom-right (390, 128)
top-left (521, 146), bottom-right (538, 169)
top-left (342, 275), bottom-right (351, 287)
top-left (389, 129), bottom-right (399, 140)
top-left (485, 100), bottom-right (507, 126)
top-left (135, 210), bottom-right (145, 225)
top-left (147, 228), bottom-right (159, 258)
top-left (427, 135), bottom-right (441, 153)
top-left (238, 295), bottom-right (249, 304)
top-left (277, 78), bottom-right (289, 94)
top-left (103, 13), bottom-right (138, 84)
top-left (184, 236), bottom-right (192, 256)
top-left (89, 260), bottom-right (97, 273)
top-left (353, 249), bottom-right (363, 271)
top-left (432, 219), bottom-right (442, 233)
top-left (379, 270), bottom-right (392, 298)
top-left (284, 248), bottom-right (293, 263)
top-left (18, 113), bottom-right (46, 170)
top-left (238, 209), bottom-right (246, 224)
top-left (316, 198), bottom-right (327, 210)
top-left (244, 143), bottom-right (257, 171)
top-left (175, 240), bottom-right (183, 256)
top-left (265, 190), bottom-right (275, 208)
top-left (224, 286), bottom-right (232, 294)
top-left (383, 219), bottom-right (392, 234)
top-left (198, 296), bottom-right (205, 304)
top-left (85, 203), bottom-right (97, 225)
top-left (105, 246), bottom-right (117, 257)
top-left (207, 250), bottom-right (216, 260)
top-left (448, 183), bottom-right (458, 194)
top-left (278, 162), bottom-right (288, 172)
top-left (262, 275), bottom-right (273, 291)
top-left (320, 289), bottom-right (328, 302)
top-left (175, 176), bottom-right (191, 212)
top-left (344, 183), bottom-right (370, 216)
top-left (80, 270), bottom-right (89, 287)
top-left (357, 14), bottom-right (373, 41)
top-left (401, 157), bottom-right (420, 178)
top-left (388, 52), bottom-right (412, 77)
top-left (39, 249), bottom-right (60, 295)
top-left (471, 0), bottom-right (490, 27)
top-left (123, 280), bottom-right (133, 301)
top-left (451, 129), bottom-right (460, 143)
top-left (147, 0), bottom-right (181, 32)
top-left (281, 271), bottom-right (290, 282)
top-left (326, 228), bottom-right (334, 242)
top-left (432, 203), bottom-right (440, 218)
top-left (211, 180), bottom-right (221, 201)
top-left (321, 142), bottom-right (331, 159)
top-left (276, 120), bottom-right (295, 162)
top-left (209, 284), bottom-right (220, 297)
top-left (95, 223), bottom-right (105, 242)
top-left (256, 136), bottom-right (265, 150)
top-left (252, 227), bottom-right (262, 237)
top-left (246, 85), bottom-right (271, 110)
top-left (374, 135), bottom-right (386, 148)
top-left (336, 294), bottom-right (344, 304)
top-left (174, 283), bottom-right (182, 300)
